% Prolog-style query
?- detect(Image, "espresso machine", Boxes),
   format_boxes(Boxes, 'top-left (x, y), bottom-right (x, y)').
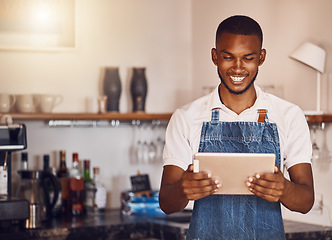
top-left (0, 116), bottom-right (29, 230)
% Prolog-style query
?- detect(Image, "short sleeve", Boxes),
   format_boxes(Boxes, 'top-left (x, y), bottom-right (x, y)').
top-left (163, 109), bottom-right (193, 170)
top-left (283, 107), bottom-right (312, 169)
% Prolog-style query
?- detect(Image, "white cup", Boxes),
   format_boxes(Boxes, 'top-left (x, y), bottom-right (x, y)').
top-left (0, 94), bottom-right (16, 112)
top-left (34, 94), bottom-right (63, 113)
top-left (16, 94), bottom-right (35, 113)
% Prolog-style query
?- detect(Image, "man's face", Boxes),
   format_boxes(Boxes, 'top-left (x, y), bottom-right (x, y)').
top-left (212, 33), bottom-right (266, 95)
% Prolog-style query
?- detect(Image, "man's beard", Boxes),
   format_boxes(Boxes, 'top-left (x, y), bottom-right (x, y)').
top-left (218, 70), bottom-right (258, 95)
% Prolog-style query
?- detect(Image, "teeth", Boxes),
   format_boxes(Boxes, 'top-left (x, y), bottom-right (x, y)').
top-left (230, 76), bottom-right (245, 82)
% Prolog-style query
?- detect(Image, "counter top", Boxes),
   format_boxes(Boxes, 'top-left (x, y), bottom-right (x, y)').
top-left (1, 209), bottom-right (332, 240)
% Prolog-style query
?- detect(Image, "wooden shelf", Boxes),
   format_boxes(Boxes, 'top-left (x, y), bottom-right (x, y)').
top-left (7, 112), bottom-right (172, 121)
top-left (4, 112), bottom-right (332, 123)
top-left (305, 114), bottom-right (332, 123)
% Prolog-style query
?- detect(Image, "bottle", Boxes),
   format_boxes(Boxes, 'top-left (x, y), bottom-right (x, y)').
top-left (43, 154), bottom-right (50, 172)
top-left (56, 150), bottom-right (69, 215)
top-left (21, 152), bottom-right (28, 170)
top-left (69, 153), bottom-right (84, 216)
top-left (92, 167), bottom-right (106, 212)
top-left (83, 160), bottom-right (95, 214)
top-left (43, 154), bottom-right (61, 217)
top-left (83, 160), bottom-right (92, 183)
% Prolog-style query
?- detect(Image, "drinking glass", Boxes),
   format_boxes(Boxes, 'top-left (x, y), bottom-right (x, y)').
top-left (311, 124), bottom-right (320, 164)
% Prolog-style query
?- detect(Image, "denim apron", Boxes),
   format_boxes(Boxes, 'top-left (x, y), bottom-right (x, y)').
top-left (186, 108), bottom-right (286, 240)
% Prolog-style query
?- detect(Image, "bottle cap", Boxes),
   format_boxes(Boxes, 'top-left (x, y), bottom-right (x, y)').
top-left (84, 159), bottom-right (90, 168)
top-left (72, 153), bottom-right (79, 162)
top-left (93, 167), bottom-right (100, 175)
top-left (21, 152), bottom-right (28, 161)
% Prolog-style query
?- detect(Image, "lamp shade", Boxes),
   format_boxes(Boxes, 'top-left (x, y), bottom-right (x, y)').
top-left (290, 42), bottom-right (326, 73)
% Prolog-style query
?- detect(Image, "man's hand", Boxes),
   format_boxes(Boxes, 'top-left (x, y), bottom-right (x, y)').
top-left (159, 164), bottom-right (221, 214)
top-left (246, 163), bottom-right (314, 214)
top-left (181, 164), bottom-right (221, 201)
top-left (246, 165), bottom-right (286, 202)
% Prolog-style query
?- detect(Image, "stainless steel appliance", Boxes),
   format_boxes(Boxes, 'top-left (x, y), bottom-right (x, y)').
top-left (0, 120), bottom-right (29, 231)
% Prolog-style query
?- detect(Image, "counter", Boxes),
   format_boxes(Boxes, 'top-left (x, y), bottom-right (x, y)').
top-left (0, 210), bottom-right (331, 240)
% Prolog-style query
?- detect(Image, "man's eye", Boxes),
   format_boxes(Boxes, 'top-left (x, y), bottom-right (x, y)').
top-left (244, 57), bottom-right (254, 61)
top-left (223, 56), bottom-right (232, 60)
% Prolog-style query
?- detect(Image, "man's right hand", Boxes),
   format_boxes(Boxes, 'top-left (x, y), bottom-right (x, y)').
top-left (159, 164), bottom-right (221, 214)
top-left (181, 164), bottom-right (221, 200)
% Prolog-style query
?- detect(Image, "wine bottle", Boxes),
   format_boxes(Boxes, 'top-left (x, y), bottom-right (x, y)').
top-left (56, 150), bottom-right (69, 215)
top-left (69, 153), bottom-right (84, 216)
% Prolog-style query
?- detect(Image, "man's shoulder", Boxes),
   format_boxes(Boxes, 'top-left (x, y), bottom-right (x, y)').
top-left (262, 92), bottom-right (305, 123)
top-left (172, 95), bottom-right (211, 124)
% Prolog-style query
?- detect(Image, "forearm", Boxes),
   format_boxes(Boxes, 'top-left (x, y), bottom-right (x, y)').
top-left (159, 179), bottom-right (189, 215)
top-left (280, 178), bottom-right (314, 214)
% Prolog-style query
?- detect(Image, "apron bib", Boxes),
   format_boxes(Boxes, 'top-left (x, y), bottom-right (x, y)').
top-left (186, 109), bottom-right (286, 240)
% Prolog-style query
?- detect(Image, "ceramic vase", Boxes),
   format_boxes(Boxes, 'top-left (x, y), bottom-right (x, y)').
top-left (103, 67), bottom-right (122, 112)
top-left (130, 67), bottom-right (148, 112)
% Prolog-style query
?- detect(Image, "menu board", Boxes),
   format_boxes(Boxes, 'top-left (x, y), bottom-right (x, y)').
top-left (130, 174), bottom-right (151, 193)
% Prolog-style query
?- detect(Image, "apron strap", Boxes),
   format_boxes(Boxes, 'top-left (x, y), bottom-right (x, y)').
top-left (257, 109), bottom-right (268, 123)
top-left (211, 108), bottom-right (220, 123)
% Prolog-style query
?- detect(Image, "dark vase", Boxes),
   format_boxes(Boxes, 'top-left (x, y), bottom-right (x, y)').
top-left (130, 67), bottom-right (148, 112)
top-left (103, 67), bottom-right (122, 112)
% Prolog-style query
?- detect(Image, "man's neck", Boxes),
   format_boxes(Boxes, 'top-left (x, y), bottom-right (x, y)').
top-left (219, 86), bottom-right (257, 115)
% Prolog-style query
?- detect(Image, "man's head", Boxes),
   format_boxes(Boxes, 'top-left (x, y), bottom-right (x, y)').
top-left (212, 15), bottom-right (266, 96)
top-left (216, 15), bottom-right (263, 49)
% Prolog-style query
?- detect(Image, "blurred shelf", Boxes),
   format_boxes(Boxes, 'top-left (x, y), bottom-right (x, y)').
top-left (305, 114), bottom-right (332, 123)
top-left (7, 112), bottom-right (172, 121)
top-left (4, 112), bottom-right (332, 123)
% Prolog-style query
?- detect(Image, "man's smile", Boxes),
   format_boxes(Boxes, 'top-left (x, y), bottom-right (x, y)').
top-left (230, 75), bottom-right (246, 83)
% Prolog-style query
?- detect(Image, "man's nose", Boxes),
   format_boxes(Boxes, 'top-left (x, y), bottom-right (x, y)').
top-left (233, 59), bottom-right (244, 73)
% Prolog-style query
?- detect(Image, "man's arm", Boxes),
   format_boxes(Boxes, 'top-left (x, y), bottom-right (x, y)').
top-left (246, 163), bottom-right (314, 213)
top-left (159, 164), bottom-right (221, 215)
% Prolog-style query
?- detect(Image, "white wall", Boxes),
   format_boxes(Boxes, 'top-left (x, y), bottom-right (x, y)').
top-left (1, 0), bottom-right (332, 227)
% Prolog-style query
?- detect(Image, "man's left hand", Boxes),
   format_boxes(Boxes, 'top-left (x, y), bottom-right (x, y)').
top-left (246, 165), bottom-right (286, 202)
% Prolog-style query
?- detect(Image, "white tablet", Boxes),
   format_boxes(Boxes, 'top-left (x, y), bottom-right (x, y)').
top-left (193, 152), bottom-right (275, 195)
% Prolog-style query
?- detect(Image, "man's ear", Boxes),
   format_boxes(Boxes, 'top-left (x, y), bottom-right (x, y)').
top-left (211, 48), bottom-right (218, 66)
top-left (259, 49), bottom-right (266, 66)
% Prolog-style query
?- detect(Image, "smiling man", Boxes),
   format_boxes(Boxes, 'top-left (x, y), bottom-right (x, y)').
top-left (159, 15), bottom-right (314, 240)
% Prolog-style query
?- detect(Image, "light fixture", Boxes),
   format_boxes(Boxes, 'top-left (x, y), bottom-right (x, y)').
top-left (290, 42), bottom-right (326, 115)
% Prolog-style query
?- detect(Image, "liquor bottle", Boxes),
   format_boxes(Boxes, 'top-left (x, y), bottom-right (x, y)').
top-left (43, 154), bottom-right (50, 172)
top-left (83, 160), bottom-right (92, 183)
top-left (21, 152), bottom-right (28, 170)
top-left (56, 150), bottom-right (69, 215)
top-left (92, 167), bottom-right (106, 212)
top-left (83, 159), bottom-right (95, 214)
top-left (44, 154), bottom-right (62, 217)
top-left (69, 153), bottom-right (84, 216)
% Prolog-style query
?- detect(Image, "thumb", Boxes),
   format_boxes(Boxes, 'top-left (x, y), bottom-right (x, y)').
top-left (187, 164), bottom-right (194, 172)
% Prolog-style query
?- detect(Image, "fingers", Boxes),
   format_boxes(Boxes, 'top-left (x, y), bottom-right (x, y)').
top-left (184, 179), bottom-right (220, 200)
top-left (182, 164), bottom-right (222, 200)
top-left (246, 166), bottom-right (285, 202)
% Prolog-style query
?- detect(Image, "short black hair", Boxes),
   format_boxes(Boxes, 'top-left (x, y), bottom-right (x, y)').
top-left (216, 15), bottom-right (263, 48)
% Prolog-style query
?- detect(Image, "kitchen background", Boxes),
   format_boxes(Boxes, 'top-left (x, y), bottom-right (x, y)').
top-left (0, 0), bottom-right (332, 227)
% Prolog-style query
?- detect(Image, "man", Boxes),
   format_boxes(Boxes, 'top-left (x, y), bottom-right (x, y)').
top-left (159, 15), bottom-right (314, 240)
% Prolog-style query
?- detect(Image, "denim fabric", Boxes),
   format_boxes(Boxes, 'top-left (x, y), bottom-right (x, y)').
top-left (187, 109), bottom-right (285, 240)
